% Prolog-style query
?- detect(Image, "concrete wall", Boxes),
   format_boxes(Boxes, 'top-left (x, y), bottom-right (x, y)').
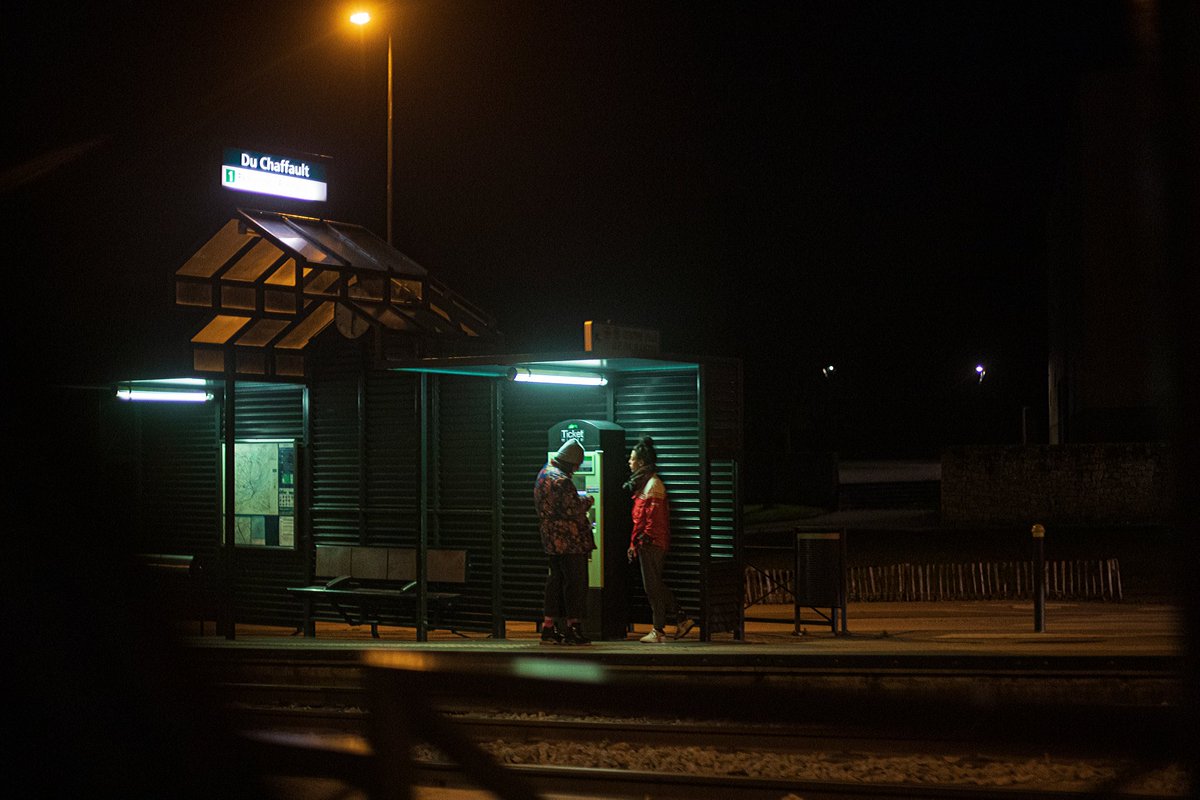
top-left (941, 444), bottom-right (1173, 526)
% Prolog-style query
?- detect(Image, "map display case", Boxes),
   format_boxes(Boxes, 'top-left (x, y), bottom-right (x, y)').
top-left (221, 439), bottom-right (298, 548)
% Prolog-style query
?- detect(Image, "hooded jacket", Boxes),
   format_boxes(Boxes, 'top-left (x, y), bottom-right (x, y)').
top-left (534, 460), bottom-right (596, 555)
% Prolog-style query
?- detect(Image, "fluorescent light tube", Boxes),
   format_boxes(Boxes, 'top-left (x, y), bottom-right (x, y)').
top-left (508, 368), bottom-right (608, 387)
top-left (116, 389), bottom-right (213, 403)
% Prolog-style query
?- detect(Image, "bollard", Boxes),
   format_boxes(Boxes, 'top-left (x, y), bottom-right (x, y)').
top-left (1032, 524), bottom-right (1045, 632)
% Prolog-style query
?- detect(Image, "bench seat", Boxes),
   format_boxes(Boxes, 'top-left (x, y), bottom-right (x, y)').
top-left (287, 546), bottom-right (468, 639)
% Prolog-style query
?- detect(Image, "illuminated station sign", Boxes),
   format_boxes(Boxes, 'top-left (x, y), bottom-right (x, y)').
top-left (221, 147), bottom-right (328, 202)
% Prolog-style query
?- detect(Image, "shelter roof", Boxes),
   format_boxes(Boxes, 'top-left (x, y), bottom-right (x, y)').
top-left (175, 209), bottom-right (499, 379)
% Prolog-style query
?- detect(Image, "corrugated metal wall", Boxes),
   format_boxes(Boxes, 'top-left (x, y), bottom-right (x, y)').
top-left (306, 342), bottom-right (500, 632)
top-left (494, 369), bottom-right (711, 629)
top-left (431, 375), bottom-right (501, 633)
top-left (225, 382), bottom-right (306, 627)
top-left (499, 381), bottom-right (609, 622)
top-left (129, 401), bottom-right (220, 558)
top-left (614, 371), bottom-right (702, 624)
top-left (120, 349), bottom-right (741, 637)
top-left (308, 342), bottom-right (425, 628)
top-left (118, 381), bottom-right (307, 629)
top-left (701, 360), bottom-right (744, 636)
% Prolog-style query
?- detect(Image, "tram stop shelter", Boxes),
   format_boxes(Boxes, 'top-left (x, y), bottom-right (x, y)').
top-left (112, 209), bottom-right (743, 641)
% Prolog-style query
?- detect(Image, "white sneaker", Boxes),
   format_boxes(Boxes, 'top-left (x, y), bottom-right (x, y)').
top-left (639, 628), bottom-right (666, 643)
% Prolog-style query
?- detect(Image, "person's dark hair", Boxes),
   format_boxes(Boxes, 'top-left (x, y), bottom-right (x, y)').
top-left (632, 436), bottom-right (657, 466)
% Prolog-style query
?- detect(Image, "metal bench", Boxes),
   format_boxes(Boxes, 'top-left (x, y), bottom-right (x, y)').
top-left (287, 545), bottom-right (468, 638)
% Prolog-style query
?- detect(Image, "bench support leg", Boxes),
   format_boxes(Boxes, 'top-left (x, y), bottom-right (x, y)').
top-left (300, 597), bottom-right (316, 637)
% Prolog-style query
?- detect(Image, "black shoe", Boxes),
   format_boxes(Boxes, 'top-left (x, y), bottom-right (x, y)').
top-left (672, 617), bottom-right (696, 640)
top-left (540, 625), bottom-right (564, 645)
top-left (562, 623), bottom-right (591, 646)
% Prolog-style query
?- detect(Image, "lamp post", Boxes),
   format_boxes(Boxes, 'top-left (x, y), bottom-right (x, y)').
top-left (350, 11), bottom-right (394, 245)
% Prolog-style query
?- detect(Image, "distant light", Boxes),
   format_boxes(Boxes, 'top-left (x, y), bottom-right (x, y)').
top-left (976, 364), bottom-right (987, 383)
top-left (822, 365), bottom-right (835, 378)
top-left (350, 11), bottom-right (371, 25)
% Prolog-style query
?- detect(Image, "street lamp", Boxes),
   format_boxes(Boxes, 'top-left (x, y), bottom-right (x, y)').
top-left (350, 10), bottom-right (394, 245)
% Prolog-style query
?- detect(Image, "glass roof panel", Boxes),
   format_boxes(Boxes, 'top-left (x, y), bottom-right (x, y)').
top-left (177, 219), bottom-right (256, 278)
top-left (223, 238), bottom-right (285, 282)
top-left (264, 259), bottom-right (299, 287)
top-left (191, 314), bottom-right (251, 344)
top-left (328, 221), bottom-right (427, 278)
top-left (242, 211), bottom-right (345, 266)
top-left (276, 301), bottom-right (335, 349)
top-left (285, 218), bottom-right (388, 274)
top-left (304, 268), bottom-right (341, 296)
top-left (235, 318), bottom-right (290, 347)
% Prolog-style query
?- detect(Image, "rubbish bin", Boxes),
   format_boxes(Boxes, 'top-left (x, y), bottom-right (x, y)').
top-left (793, 528), bottom-right (847, 633)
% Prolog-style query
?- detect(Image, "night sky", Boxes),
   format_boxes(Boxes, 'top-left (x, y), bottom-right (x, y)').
top-left (3, 1), bottom-right (1129, 459)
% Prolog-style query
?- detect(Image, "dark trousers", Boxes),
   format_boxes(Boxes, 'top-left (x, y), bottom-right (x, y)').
top-left (638, 543), bottom-right (683, 630)
top-left (544, 553), bottom-right (589, 621)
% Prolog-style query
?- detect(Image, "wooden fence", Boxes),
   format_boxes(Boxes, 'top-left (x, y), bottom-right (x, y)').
top-left (745, 559), bottom-right (1123, 603)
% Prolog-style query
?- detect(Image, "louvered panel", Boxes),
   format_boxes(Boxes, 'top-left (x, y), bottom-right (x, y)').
top-left (365, 371), bottom-right (418, 547)
top-left (436, 376), bottom-right (495, 511)
top-left (136, 402), bottom-right (219, 556)
top-left (703, 360), bottom-right (744, 457)
top-left (709, 459), bottom-right (738, 558)
top-left (433, 377), bottom-right (497, 629)
top-left (310, 359), bottom-right (362, 544)
top-left (231, 382), bottom-right (304, 440)
top-left (499, 382), bottom-right (608, 620)
top-left (232, 548), bottom-right (308, 628)
top-left (702, 362), bottom-right (742, 635)
top-left (431, 509), bottom-right (496, 630)
top-left (222, 382), bottom-right (309, 626)
top-left (704, 459), bottom-right (740, 634)
top-left (615, 370), bottom-right (702, 621)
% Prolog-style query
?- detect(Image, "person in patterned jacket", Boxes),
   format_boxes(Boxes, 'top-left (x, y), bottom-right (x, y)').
top-left (625, 435), bottom-right (695, 643)
top-left (535, 438), bottom-right (595, 645)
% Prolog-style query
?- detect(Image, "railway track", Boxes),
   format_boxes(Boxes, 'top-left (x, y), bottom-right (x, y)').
top-left (194, 648), bottom-right (1188, 798)
top-left (246, 715), bottom-right (1188, 800)
top-left (222, 687), bottom-right (1188, 798)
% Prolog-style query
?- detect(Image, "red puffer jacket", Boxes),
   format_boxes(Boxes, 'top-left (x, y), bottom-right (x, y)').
top-left (630, 473), bottom-right (670, 551)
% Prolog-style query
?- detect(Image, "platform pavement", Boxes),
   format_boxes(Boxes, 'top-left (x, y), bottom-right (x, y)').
top-left (186, 600), bottom-right (1184, 659)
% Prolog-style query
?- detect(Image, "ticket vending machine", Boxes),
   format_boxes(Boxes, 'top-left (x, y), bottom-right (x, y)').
top-left (548, 419), bottom-right (630, 640)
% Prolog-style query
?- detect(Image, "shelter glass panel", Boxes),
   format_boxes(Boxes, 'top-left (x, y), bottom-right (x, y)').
top-left (245, 212), bottom-right (346, 267)
top-left (177, 219), bottom-right (254, 278)
top-left (224, 238), bottom-right (285, 282)
top-left (328, 221), bottom-right (427, 278)
top-left (285, 218), bottom-right (388, 274)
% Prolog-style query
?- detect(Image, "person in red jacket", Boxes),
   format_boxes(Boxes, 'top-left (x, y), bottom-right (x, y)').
top-left (625, 436), bottom-right (695, 643)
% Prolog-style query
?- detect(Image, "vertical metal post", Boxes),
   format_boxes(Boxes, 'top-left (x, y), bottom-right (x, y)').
top-left (1032, 523), bottom-right (1045, 632)
top-left (696, 366), bottom-right (710, 642)
top-left (357, 369), bottom-right (367, 544)
top-left (417, 372), bottom-right (429, 642)
top-left (222, 379), bottom-right (237, 640)
top-left (839, 528), bottom-right (849, 634)
top-left (490, 379), bottom-right (506, 639)
top-left (386, 32), bottom-right (394, 246)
